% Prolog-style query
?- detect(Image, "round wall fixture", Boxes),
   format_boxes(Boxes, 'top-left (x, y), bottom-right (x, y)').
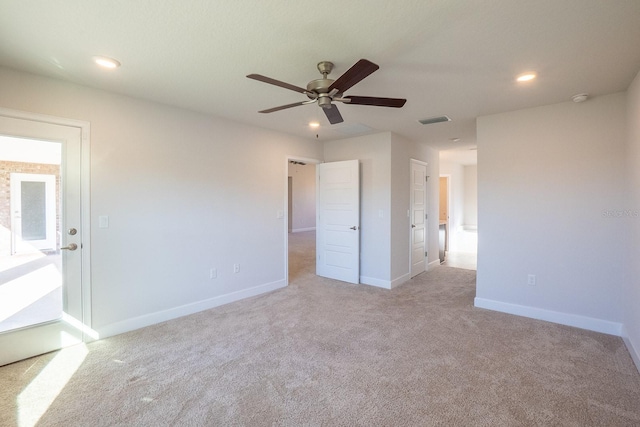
top-left (572, 93), bottom-right (588, 103)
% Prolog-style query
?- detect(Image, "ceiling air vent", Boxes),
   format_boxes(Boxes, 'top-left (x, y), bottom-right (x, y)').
top-left (418, 115), bottom-right (451, 125)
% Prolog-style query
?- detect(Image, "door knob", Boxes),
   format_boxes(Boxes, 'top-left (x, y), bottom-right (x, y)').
top-left (411, 224), bottom-right (416, 228)
top-left (61, 243), bottom-right (78, 251)
top-left (349, 226), bottom-right (358, 230)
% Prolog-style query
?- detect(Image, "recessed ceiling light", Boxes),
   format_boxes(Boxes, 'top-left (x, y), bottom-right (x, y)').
top-left (572, 93), bottom-right (589, 103)
top-left (309, 121), bottom-right (320, 128)
top-left (449, 138), bottom-right (461, 142)
top-left (93, 56), bottom-right (121, 69)
top-left (516, 72), bottom-right (537, 82)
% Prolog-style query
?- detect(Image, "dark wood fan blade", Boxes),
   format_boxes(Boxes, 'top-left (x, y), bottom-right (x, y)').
top-left (343, 96), bottom-right (406, 108)
top-left (328, 59), bottom-right (379, 94)
top-left (323, 104), bottom-right (344, 124)
top-left (259, 101), bottom-right (307, 113)
top-left (247, 74), bottom-right (308, 94)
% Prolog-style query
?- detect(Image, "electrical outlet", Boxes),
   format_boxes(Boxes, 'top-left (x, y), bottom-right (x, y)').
top-left (209, 268), bottom-right (217, 279)
top-left (233, 264), bottom-right (240, 273)
top-left (527, 274), bottom-right (536, 286)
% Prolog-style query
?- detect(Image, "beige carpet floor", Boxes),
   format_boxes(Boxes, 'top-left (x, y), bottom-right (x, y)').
top-left (1, 231), bottom-right (639, 426)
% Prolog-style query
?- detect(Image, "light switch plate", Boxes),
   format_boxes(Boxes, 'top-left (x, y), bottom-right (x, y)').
top-left (99, 215), bottom-right (109, 228)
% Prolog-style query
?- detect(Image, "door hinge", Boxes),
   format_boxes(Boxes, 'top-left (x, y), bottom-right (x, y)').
top-left (425, 213), bottom-right (428, 220)
top-left (425, 251), bottom-right (428, 257)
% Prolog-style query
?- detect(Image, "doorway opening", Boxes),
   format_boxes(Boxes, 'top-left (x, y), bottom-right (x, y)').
top-left (438, 165), bottom-right (478, 271)
top-left (285, 157), bottom-right (319, 285)
top-left (0, 136), bottom-right (62, 333)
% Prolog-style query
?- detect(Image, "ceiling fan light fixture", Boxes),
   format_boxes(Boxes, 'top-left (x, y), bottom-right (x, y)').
top-left (318, 96), bottom-right (332, 109)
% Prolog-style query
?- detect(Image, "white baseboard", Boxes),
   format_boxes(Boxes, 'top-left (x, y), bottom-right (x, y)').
top-left (360, 273), bottom-right (412, 289)
top-left (360, 276), bottom-right (391, 289)
top-left (428, 259), bottom-right (441, 270)
top-left (474, 297), bottom-right (623, 336)
top-left (97, 279), bottom-right (287, 339)
top-left (622, 325), bottom-right (640, 374)
top-left (292, 227), bottom-right (316, 233)
top-left (391, 273), bottom-right (411, 289)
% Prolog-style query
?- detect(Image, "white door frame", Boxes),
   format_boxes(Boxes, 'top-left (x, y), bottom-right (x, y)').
top-left (284, 155), bottom-right (321, 285)
top-left (0, 107), bottom-right (92, 339)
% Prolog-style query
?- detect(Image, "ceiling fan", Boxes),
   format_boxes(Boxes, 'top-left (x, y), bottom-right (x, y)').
top-left (247, 59), bottom-right (406, 125)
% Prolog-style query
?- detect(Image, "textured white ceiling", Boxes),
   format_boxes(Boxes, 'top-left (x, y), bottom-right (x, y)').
top-left (1, 0), bottom-right (640, 151)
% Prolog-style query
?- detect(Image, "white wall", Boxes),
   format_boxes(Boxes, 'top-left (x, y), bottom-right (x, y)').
top-left (390, 133), bottom-right (440, 279)
top-left (288, 162), bottom-right (316, 232)
top-left (476, 93), bottom-right (627, 335)
top-left (324, 131), bottom-right (438, 288)
top-left (0, 67), bottom-right (323, 337)
top-left (624, 70), bottom-right (640, 369)
top-left (463, 165), bottom-right (477, 227)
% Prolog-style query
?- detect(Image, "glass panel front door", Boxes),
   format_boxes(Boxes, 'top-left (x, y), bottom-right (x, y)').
top-left (0, 113), bottom-right (86, 367)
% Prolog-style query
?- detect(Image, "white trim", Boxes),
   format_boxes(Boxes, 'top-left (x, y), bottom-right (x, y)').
top-left (391, 273), bottom-right (411, 289)
top-left (428, 259), bottom-right (441, 270)
top-left (622, 325), bottom-right (640, 374)
top-left (474, 297), bottom-right (623, 336)
top-left (292, 227), bottom-right (316, 233)
top-left (360, 273), bottom-right (411, 289)
top-left (360, 276), bottom-right (391, 289)
top-left (80, 121), bottom-right (92, 335)
top-left (0, 107), bottom-right (90, 130)
top-left (97, 279), bottom-right (287, 339)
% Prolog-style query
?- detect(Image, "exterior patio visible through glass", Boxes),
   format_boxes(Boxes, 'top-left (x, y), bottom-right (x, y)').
top-left (0, 136), bottom-right (62, 333)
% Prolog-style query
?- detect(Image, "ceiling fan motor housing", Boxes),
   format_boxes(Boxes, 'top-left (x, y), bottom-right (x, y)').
top-left (307, 78), bottom-right (335, 97)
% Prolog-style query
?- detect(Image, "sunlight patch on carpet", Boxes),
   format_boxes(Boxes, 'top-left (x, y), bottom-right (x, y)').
top-left (17, 341), bottom-right (88, 427)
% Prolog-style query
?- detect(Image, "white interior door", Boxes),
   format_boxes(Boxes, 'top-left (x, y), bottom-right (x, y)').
top-left (316, 160), bottom-right (360, 284)
top-left (0, 112), bottom-right (88, 366)
top-left (411, 160), bottom-right (427, 277)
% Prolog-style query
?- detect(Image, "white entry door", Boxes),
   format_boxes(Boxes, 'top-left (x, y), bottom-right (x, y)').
top-left (10, 173), bottom-right (58, 254)
top-left (316, 160), bottom-right (360, 284)
top-left (410, 160), bottom-right (427, 277)
top-left (0, 111), bottom-right (89, 366)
